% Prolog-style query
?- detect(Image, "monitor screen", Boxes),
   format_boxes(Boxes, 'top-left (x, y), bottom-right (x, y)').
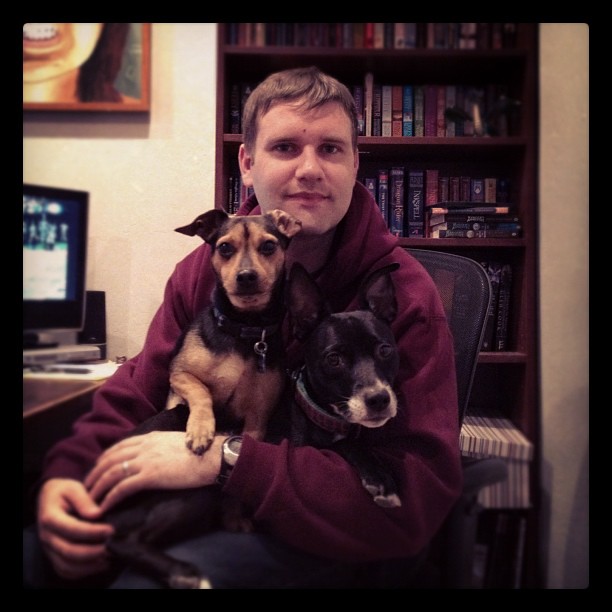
top-left (23, 184), bottom-right (89, 344)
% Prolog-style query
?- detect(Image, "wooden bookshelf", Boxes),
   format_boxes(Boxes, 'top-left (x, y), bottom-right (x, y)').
top-left (214, 22), bottom-right (540, 588)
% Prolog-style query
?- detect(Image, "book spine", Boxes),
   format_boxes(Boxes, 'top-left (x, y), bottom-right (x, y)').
top-left (414, 85), bottom-right (425, 137)
top-left (480, 261), bottom-right (501, 351)
top-left (445, 84), bottom-right (456, 137)
top-left (495, 263), bottom-right (513, 350)
top-left (424, 85), bottom-right (438, 137)
top-left (392, 85), bottom-right (403, 136)
top-left (381, 85), bottom-right (393, 137)
top-left (435, 221), bottom-right (521, 232)
top-left (372, 84), bottom-right (382, 136)
top-left (389, 166), bottom-right (405, 236)
top-left (428, 206), bottom-right (511, 215)
top-left (229, 83), bottom-right (241, 133)
top-left (425, 169), bottom-right (439, 207)
top-left (433, 228), bottom-right (521, 238)
top-left (364, 72), bottom-right (374, 137)
top-left (377, 168), bottom-right (389, 227)
top-left (402, 85), bottom-right (414, 136)
top-left (485, 177), bottom-right (498, 203)
top-left (471, 178), bottom-right (485, 202)
top-left (428, 214), bottom-right (520, 225)
top-left (363, 177), bottom-right (377, 204)
top-left (407, 170), bottom-right (425, 237)
top-left (353, 85), bottom-right (365, 136)
top-left (436, 85), bottom-right (447, 137)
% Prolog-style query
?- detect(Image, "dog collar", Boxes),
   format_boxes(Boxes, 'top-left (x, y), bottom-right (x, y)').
top-left (212, 306), bottom-right (281, 373)
top-left (293, 370), bottom-right (354, 437)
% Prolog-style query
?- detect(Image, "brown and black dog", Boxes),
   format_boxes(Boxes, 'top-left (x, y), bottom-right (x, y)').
top-left (101, 209), bottom-right (301, 588)
top-left (168, 208), bottom-right (302, 455)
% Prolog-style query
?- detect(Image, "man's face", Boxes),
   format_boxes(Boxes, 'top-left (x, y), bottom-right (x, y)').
top-left (239, 101), bottom-right (359, 237)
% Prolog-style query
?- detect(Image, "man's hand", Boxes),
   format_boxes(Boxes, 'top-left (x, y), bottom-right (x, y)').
top-left (37, 478), bottom-right (114, 580)
top-left (84, 431), bottom-right (226, 513)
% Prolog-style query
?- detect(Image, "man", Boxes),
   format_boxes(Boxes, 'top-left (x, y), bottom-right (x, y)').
top-left (24, 66), bottom-right (462, 588)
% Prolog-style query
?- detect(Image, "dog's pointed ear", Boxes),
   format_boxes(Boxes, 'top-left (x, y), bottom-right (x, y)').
top-left (266, 209), bottom-right (303, 239)
top-left (175, 210), bottom-right (229, 243)
top-left (359, 263), bottom-right (400, 323)
top-left (286, 263), bottom-right (329, 342)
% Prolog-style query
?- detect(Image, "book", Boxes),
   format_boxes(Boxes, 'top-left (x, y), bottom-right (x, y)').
top-left (229, 83), bottom-right (241, 133)
top-left (389, 166), bottom-right (405, 236)
top-left (432, 221), bottom-right (522, 233)
top-left (428, 206), bottom-right (511, 215)
top-left (392, 85), bottom-right (403, 136)
top-left (428, 213), bottom-right (520, 226)
top-left (479, 261), bottom-right (502, 351)
top-left (424, 84), bottom-right (437, 137)
top-left (372, 83), bottom-right (382, 136)
top-left (436, 85), bottom-right (446, 137)
top-left (495, 263), bottom-right (513, 350)
top-left (445, 85), bottom-right (456, 137)
top-left (484, 177), bottom-right (497, 203)
top-left (376, 168), bottom-right (389, 227)
top-left (425, 169), bottom-right (439, 206)
top-left (381, 85), bottom-right (393, 136)
top-left (431, 228), bottom-right (521, 238)
top-left (353, 85), bottom-right (365, 136)
top-left (364, 72), bottom-right (374, 137)
top-left (363, 177), bottom-right (377, 204)
top-left (471, 178), bottom-right (485, 202)
top-left (413, 85), bottom-right (425, 137)
top-left (407, 169), bottom-right (425, 237)
top-left (402, 85), bottom-right (414, 136)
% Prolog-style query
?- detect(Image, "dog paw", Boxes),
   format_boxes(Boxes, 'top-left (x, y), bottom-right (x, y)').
top-left (373, 493), bottom-right (402, 508)
top-left (185, 430), bottom-right (214, 455)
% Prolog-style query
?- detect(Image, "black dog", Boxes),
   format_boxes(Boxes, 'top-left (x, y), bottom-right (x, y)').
top-left (286, 262), bottom-right (402, 508)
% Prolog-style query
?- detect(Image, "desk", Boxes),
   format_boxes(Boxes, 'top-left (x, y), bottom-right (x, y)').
top-left (23, 378), bottom-right (103, 419)
top-left (23, 377), bottom-right (103, 524)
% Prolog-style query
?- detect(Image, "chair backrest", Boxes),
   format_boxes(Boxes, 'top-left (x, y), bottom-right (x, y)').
top-left (405, 249), bottom-right (491, 425)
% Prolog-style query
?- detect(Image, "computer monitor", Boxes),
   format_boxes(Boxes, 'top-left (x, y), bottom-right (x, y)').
top-left (23, 183), bottom-right (89, 349)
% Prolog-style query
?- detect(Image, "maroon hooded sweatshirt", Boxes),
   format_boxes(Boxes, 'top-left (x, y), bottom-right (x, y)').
top-left (41, 182), bottom-right (462, 562)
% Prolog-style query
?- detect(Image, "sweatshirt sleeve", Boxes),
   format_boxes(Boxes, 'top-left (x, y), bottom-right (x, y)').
top-left (223, 252), bottom-right (463, 562)
top-left (41, 247), bottom-right (213, 483)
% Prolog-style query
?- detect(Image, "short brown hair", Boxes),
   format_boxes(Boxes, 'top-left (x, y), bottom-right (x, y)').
top-left (242, 66), bottom-right (358, 152)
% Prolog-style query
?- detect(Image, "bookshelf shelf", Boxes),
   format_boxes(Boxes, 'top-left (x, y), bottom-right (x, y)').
top-left (215, 22), bottom-right (539, 588)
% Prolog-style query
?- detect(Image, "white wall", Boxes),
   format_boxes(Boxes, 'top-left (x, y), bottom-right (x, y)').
top-left (24, 24), bottom-right (218, 360)
top-left (23, 23), bottom-right (589, 588)
top-left (538, 23), bottom-right (589, 589)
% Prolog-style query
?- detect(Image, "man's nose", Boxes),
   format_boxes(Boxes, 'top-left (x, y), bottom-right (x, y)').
top-left (295, 148), bottom-right (323, 181)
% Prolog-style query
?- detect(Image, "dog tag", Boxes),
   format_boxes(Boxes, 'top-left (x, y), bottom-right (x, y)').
top-left (253, 330), bottom-right (268, 373)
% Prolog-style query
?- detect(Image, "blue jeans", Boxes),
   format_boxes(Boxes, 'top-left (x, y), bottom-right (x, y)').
top-left (24, 524), bottom-right (423, 589)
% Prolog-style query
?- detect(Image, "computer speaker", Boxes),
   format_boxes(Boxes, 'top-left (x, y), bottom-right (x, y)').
top-left (78, 290), bottom-right (107, 359)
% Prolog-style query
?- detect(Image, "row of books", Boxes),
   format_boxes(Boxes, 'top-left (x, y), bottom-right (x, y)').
top-left (361, 169), bottom-right (517, 238)
top-left (228, 79), bottom-right (518, 138)
top-left (460, 406), bottom-right (533, 509)
top-left (356, 79), bottom-right (517, 138)
top-left (473, 510), bottom-right (527, 588)
top-left (225, 23), bottom-right (518, 51)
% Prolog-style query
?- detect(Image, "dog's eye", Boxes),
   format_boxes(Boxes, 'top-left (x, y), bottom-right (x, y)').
top-left (217, 242), bottom-right (235, 258)
top-left (259, 240), bottom-right (278, 256)
top-left (325, 352), bottom-right (342, 368)
top-left (378, 344), bottom-right (395, 359)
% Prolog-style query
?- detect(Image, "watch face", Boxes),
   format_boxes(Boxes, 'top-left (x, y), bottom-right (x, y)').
top-left (224, 435), bottom-right (243, 466)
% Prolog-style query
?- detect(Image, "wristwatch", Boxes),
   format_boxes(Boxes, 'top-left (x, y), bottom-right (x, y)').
top-left (217, 435), bottom-right (243, 484)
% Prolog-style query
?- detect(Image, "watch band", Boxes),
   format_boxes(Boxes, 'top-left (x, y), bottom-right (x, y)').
top-left (217, 435), bottom-right (243, 484)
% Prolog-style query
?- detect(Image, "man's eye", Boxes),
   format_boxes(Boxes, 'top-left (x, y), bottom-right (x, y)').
top-left (259, 240), bottom-right (278, 256)
top-left (321, 144), bottom-right (340, 154)
top-left (217, 242), bottom-right (235, 258)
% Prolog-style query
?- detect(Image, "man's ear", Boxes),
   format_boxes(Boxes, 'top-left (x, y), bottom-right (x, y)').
top-left (238, 144), bottom-right (254, 188)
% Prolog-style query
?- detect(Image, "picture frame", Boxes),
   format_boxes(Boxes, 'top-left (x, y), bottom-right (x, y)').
top-left (23, 23), bottom-right (151, 112)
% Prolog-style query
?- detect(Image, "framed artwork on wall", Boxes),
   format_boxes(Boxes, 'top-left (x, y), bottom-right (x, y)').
top-left (23, 23), bottom-right (151, 112)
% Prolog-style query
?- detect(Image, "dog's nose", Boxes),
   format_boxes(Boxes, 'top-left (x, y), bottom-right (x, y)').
top-left (365, 390), bottom-right (391, 413)
top-left (237, 269), bottom-right (258, 287)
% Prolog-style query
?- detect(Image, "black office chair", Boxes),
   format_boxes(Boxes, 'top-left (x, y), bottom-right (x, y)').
top-left (406, 249), bottom-right (508, 589)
